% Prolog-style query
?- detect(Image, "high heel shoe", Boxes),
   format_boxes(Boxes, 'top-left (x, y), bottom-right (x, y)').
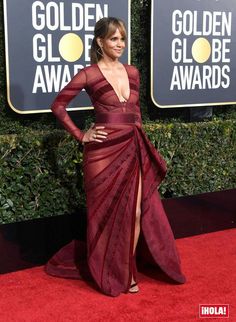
top-left (129, 282), bottom-right (139, 293)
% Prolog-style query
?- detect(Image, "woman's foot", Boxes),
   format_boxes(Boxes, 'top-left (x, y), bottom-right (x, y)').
top-left (129, 282), bottom-right (139, 293)
top-left (129, 278), bottom-right (139, 293)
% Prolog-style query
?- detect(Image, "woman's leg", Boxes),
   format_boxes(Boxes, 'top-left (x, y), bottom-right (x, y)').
top-left (129, 170), bottom-right (142, 292)
top-left (133, 170), bottom-right (142, 255)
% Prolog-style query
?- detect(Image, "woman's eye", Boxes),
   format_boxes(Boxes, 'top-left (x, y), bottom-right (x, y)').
top-left (110, 37), bottom-right (125, 41)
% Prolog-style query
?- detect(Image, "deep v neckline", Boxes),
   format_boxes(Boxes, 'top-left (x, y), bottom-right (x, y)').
top-left (96, 63), bottom-right (131, 103)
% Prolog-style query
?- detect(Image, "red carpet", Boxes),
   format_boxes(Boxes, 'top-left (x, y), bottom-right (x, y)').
top-left (0, 229), bottom-right (235, 322)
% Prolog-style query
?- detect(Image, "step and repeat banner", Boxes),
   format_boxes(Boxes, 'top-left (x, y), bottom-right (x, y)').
top-left (151, 0), bottom-right (236, 108)
top-left (4, 0), bottom-right (236, 113)
top-left (3, 0), bottom-right (131, 113)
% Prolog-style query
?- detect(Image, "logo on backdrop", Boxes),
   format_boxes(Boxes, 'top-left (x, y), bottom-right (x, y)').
top-left (151, 0), bottom-right (236, 108)
top-left (31, 2), bottom-right (108, 94)
top-left (4, 0), bottom-right (130, 113)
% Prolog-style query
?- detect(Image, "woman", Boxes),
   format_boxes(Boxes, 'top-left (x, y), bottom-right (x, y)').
top-left (46, 17), bottom-right (186, 296)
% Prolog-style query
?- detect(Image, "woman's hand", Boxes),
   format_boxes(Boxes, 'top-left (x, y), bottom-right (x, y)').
top-left (82, 123), bottom-right (108, 143)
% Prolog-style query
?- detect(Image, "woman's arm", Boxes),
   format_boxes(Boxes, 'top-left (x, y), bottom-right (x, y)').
top-left (134, 68), bottom-right (142, 128)
top-left (51, 69), bottom-right (87, 142)
top-left (135, 101), bottom-right (142, 128)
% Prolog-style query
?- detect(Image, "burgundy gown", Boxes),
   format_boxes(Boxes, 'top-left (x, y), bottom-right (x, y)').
top-left (45, 64), bottom-right (186, 296)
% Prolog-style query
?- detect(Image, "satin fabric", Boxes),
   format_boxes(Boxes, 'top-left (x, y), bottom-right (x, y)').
top-left (46, 64), bottom-right (186, 296)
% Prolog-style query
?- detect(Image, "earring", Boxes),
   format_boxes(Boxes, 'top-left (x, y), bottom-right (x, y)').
top-left (96, 46), bottom-right (103, 57)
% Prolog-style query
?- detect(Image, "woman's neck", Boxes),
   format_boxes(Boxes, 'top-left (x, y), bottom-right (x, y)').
top-left (98, 57), bottom-right (120, 68)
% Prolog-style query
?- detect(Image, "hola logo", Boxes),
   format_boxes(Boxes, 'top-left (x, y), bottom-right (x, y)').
top-left (199, 304), bottom-right (229, 318)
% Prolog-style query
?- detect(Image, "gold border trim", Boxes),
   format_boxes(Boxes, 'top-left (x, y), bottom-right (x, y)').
top-left (3, 0), bottom-right (131, 114)
top-left (150, 0), bottom-right (236, 108)
top-left (128, 0), bottom-right (131, 64)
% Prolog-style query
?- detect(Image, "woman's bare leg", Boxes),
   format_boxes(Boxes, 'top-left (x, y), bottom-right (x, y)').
top-left (133, 170), bottom-right (142, 255)
top-left (129, 170), bottom-right (142, 292)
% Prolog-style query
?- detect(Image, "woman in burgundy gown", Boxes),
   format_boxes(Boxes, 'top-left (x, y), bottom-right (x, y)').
top-left (45, 17), bottom-right (186, 296)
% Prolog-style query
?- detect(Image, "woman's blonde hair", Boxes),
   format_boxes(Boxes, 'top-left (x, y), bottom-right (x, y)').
top-left (90, 17), bottom-right (127, 64)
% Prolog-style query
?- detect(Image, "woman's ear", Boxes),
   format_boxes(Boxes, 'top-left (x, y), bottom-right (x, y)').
top-left (96, 37), bottom-right (103, 48)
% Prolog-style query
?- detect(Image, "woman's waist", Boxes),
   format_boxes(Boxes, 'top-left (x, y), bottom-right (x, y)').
top-left (95, 112), bottom-right (136, 124)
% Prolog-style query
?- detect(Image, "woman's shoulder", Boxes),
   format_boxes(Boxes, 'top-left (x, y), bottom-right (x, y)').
top-left (73, 64), bottom-right (98, 82)
top-left (74, 64), bottom-right (97, 74)
top-left (123, 63), bottom-right (140, 76)
top-left (78, 64), bottom-right (96, 74)
top-left (123, 64), bottom-right (140, 83)
top-left (84, 64), bottom-right (97, 70)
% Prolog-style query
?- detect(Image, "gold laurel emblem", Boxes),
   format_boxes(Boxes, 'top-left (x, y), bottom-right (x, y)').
top-left (59, 33), bottom-right (84, 62)
top-left (192, 37), bottom-right (211, 64)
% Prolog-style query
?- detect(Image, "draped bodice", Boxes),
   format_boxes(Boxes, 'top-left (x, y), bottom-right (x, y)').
top-left (50, 64), bottom-right (142, 142)
top-left (84, 64), bottom-right (140, 115)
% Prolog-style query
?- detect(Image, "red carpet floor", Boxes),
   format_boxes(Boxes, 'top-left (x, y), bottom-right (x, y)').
top-left (0, 228), bottom-right (235, 322)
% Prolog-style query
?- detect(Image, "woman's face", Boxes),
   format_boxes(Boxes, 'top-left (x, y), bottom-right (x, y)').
top-left (99, 28), bottom-right (126, 60)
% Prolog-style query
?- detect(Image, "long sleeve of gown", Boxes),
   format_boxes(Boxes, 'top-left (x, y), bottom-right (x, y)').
top-left (51, 69), bottom-right (87, 142)
top-left (135, 100), bottom-right (142, 128)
